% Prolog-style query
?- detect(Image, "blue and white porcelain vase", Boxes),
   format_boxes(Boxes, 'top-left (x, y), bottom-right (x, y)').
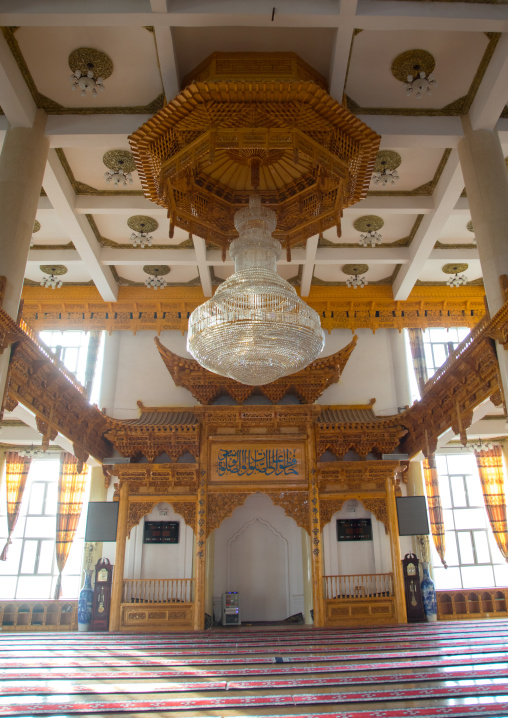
top-left (421, 561), bottom-right (437, 622)
top-left (78, 570), bottom-right (94, 632)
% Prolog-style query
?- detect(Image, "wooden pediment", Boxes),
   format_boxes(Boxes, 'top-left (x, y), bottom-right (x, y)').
top-left (155, 335), bottom-right (358, 405)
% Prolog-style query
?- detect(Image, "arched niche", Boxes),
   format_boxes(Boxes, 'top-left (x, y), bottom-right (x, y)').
top-left (212, 493), bottom-right (305, 622)
top-left (124, 501), bottom-right (195, 581)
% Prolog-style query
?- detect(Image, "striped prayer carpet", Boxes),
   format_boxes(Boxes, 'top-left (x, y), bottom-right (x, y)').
top-left (0, 619), bottom-right (507, 717)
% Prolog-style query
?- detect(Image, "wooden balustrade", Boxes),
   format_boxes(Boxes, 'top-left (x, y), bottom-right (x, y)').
top-left (0, 600), bottom-right (77, 631)
top-left (122, 578), bottom-right (194, 604)
top-left (437, 588), bottom-right (508, 620)
top-left (323, 573), bottom-right (393, 600)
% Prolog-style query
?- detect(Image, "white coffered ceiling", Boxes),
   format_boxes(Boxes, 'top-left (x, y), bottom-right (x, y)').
top-left (0, 0), bottom-right (507, 299)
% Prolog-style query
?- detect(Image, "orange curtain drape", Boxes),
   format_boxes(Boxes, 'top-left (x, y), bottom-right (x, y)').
top-left (474, 445), bottom-right (508, 562)
top-left (54, 453), bottom-right (87, 598)
top-left (407, 328), bottom-right (429, 394)
top-left (0, 452), bottom-right (32, 561)
top-left (423, 453), bottom-right (447, 568)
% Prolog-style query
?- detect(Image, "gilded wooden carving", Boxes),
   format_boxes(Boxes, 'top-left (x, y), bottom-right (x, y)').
top-left (210, 441), bottom-right (306, 484)
top-left (127, 501), bottom-right (159, 534)
top-left (317, 461), bottom-right (402, 492)
top-left (206, 493), bottom-right (250, 537)
top-left (110, 464), bottom-right (199, 494)
top-left (267, 492), bottom-right (309, 532)
top-left (172, 501), bottom-right (196, 530)
top-left (361, 498), bottom-right (388, 528)
top-left (319, 498), bottom-right (347, 528)
top-left (155, 336), bottom-right (357, 405)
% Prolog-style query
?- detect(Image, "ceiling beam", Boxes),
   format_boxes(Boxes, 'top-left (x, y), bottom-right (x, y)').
top-left (328, 0), bottom-right (357, 102)
top-left (27, 249), bottom-right (82, 264)
top-left (468, 32), bottom-right (508, 132)
top-left (300, 234), bottom-right (319, 297)
top-left (45, 114), bottom-right (152, 148)
top-left (193, 235), bottom-right (213, 297)
top-left (392, 150), bottom-right (465, 300)
top-left (0, 30), bottom-right (37, 127)
top-left (43, 150), bottom-right (118, 301)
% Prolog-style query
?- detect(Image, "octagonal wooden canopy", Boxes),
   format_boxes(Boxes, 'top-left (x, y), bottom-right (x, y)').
top-left (129, 52), bottom-right (381, 254)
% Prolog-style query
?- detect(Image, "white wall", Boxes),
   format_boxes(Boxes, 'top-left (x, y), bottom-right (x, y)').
top-left (109, 327), bottom-right (401, 418)
top-left (123, 502), bottom-right (194, 581)
top-left (322, 499), bottom-right (392, 576)
top-left (212, 493), bottom-right (304, 623)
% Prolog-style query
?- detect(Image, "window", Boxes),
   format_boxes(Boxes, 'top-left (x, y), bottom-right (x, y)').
top-left (421, 327), bottom-right (471, 379)
top-left (0, 459), bottom-right (89, 600)
top-left (430, 453), bottom-right (508, 590)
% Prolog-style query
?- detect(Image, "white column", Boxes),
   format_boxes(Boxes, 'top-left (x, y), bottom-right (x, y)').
top-left (98, 332), bottom-right (121, 414)
top-left (0, 110), bottom-right (49, 404)
top-left (389, 328), bottom-right (412, 411)
top-left (458, 122), bottom-right (508, 402)
top-left (301, 528), bottom-right (313, 624)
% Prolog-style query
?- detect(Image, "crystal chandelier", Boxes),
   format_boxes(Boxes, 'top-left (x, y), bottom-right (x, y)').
top-left (70, 65), bottom-right (105, 97)
top-left (346, 273), bottom-right (368, 289)
top-left (469, 439), bottom-right (494, 452)
top-left (187, 196), bottom-right (325, 386)
top-left (404, 68), bottom-right (437, 99)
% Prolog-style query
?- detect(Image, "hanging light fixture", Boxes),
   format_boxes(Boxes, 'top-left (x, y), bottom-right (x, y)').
top-left (469, 439), bottom-right (494, 452)
top-left (68, 48), bottom-right (112, 98)
top-left (392, 49), bottom-right (437, 100)
top-left (128, 215), bottom-right (158, 247)
top-left (31, 220), bottom-right (41, 248)
top-left (371, 151), bottom-right (401, 187)
top-left (187, 196), bottom-right (325, 386)
top-left (467, 220), bottom-right (476, 245)
top-left (103, 150), bottom-right (135, 187)
top-left (18, 445), bottom-right (46, 459)
top-left (443, 263), bottom-right (468, 288)
top-left (354, 216), bottom-right (384, 247)
top-left (40, 265), bottom-right (67, 290)
top-left (343, 264), bottom-right (369, 289)
top-left (143, 265), bottom-right (169, 290)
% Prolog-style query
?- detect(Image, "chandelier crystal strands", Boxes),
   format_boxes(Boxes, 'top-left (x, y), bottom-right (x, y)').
top-left (187, 196), bottom-right (325, 386)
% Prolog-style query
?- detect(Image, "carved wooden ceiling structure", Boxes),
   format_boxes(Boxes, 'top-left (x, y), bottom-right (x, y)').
top-left (155, 334), bottom-right (358, 405)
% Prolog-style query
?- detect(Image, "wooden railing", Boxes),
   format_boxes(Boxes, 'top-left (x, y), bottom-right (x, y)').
top-left (122, 578), bottom-right (194, 604)
top-left (437, 588), bottom-right (508, 620)
top-left (0, 600), bottom-right (78, 631)
top-left (323, 573), bottom-right (393, 600)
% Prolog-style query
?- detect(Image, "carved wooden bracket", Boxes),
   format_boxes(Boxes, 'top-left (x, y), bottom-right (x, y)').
top-left (207, 492), bottom-right (250, 537)
top-left (267, 492), bottom-right (309, 533)
top-left (35, 416), bottom-right (58, 449)
top-left (319, 498), bottom-right (347, 528)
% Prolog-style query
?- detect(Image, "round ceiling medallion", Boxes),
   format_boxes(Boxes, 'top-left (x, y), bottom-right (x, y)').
top-left (33, 220), bottom-right (41, 233)
top-left (68, 48), bottom-right (113, 79)
top-left (442, 263), bottom-right (468, 275)
top-left (127, 216), bottom-right (159, 233)
top-left (466, 221), bottom-right (474, 233)
top-left (143, 265), bottom-right (170, 276)
top-left (40, 264), bottom-right (68, 276)
top-left (373, 150), bottom-right (401, 173)
top-left (353, 215), bottom-right (384, 233)
top-left (342, 264), bottom-right (369, 276)
top-left (102, 150), bottom-right (136, 174)
top-left (391, 49), bottom-right (436, 84)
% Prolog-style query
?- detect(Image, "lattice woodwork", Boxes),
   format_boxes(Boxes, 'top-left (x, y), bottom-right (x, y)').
top-left (317, 461), bottom-right (402, 492)
top-left (20, 286), bottom-right (486, 334)
top-left (207, 492), bottom-right (250, 537)
top-left (319, 498), bottom-right (347, 529)
top-left (126, 498), bottom-right (197, 535)
top-left (129, 52), bottom-right (380, 252)
top-left (104, 414), bottom-right (200, 462)
top-left (1, 308), bottom-right (111, 460)
top-left (194, 405), bottom-right (316, 434)
top-left (316, 415), bottom-right (407, 459)
top-left (155, 336), bottom-right (357, 405)
top-left (266, 491), bottom-right (309, 532)
top-left (108, 464), bottom-right (199, 495)
top-left (319, 496), bottom-right (388, 529)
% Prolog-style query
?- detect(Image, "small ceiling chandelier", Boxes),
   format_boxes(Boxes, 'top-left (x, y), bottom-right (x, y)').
top-left (354, 216), bottom-right (384, 247)
top-left (443, 263), bottom-right (468, 288)
top-left (103, 150), bottom-right (135, 187)
top-left (392, 49), bottom-right (437, 100)
top-left (372, 151), bottom-right (401, 187)
top-left (469, 439), bottom-right (494, 453)
top-left (187, 196), bottom-right (325, 386)
top-left (467, 220), bottom-right (476, 244)
top-left (128, 215), bottom-right (158, 247)
top-left (343, 264), bottom-right (369, 289)
top-left (31, 220), bottom-right (41, 248)
top-left (18, 445), bottom-right (46, 459)
top-left (68, 48), bottom-right (112, 98)
top-left (40, 264), bottom-right (67, 289)
top-left (144, 265), bottom-right (169, 290)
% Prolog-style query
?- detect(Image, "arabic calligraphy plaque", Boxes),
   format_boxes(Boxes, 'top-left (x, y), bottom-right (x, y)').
top-left (210, 442), bottom-right (306, 484)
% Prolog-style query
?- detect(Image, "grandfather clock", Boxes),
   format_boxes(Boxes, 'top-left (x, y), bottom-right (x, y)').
top-left (402, 553), bottom-right (426, 623)
top-left (90, 558), bottom-right (113, 631)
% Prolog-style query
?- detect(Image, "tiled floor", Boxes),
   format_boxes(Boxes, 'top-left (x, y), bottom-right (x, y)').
top-left (0, 620), bottom-right (508, 717)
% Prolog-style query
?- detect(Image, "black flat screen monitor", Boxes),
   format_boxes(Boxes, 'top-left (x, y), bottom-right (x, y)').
top-left (396, 496), bottom-right (430, 536)
top-left (85, 502), bottom-right (119, 542)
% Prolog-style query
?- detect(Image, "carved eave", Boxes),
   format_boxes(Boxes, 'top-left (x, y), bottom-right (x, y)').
top-left (104, 403), bottom-right (201, 462)
top-left (315, 402), bottom-right (407, 459)
top-left (1, 308), bottom-right (111, 461)
top-left (155, 335), bottom-right (358, 405)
